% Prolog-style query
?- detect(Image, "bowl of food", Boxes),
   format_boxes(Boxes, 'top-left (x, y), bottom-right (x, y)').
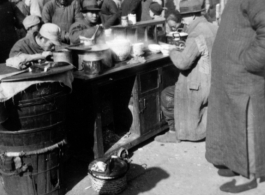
top-left (148, 44), bottom-right (161, 54)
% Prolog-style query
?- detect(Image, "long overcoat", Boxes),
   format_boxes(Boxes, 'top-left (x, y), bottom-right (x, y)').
top-left (170, 17), bottom-right (217, 141)
top-left (206, 0), bottom-right (265, 178)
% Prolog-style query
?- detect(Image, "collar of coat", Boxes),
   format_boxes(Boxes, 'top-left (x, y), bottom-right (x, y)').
top-left (186, 16), bottom-right (208, 34)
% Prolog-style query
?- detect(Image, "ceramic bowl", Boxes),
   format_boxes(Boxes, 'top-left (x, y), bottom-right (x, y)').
top-left (148, 44), bottom-right (161, 54)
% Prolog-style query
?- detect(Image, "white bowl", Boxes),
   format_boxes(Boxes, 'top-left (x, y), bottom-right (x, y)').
top-left (148, 44), bottom-right (161, 54)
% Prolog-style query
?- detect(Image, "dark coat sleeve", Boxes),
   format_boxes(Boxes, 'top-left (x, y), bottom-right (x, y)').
top-left (13, 3), bottom-right (25, 29)
top-left (101, 0), bottom-right (120, 29)
top-left (240, 0), bottom-right (265, 74)
top-left (121, 0), bottom-right (142, 16)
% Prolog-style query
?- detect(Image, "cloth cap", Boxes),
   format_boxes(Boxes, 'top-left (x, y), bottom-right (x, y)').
top-left (81, 0), bottom-right (100, 12)
top-left (23, 15), bottom-right (41, 30)
top-left (149, 2), bottom-right (163, 16)
top-left (39, 23), bottom-right (61, 46)
top-left (179, 0), bottom-right (205, 15)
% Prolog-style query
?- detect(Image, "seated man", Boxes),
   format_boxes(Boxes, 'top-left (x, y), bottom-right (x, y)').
top-left (155, 0), bottom-right (217, 143)
top-left (42, 0), bottom-right (83, 43)
top-left (166, 10), bottom-right (184, 33)
top-left (9, 23), bottom-right (61, 64)
top-left (69, 0), bottom-right (104, 45)
top-left (23, 15), bottom-right (42, 37)
top-left (148, 2), bottom-right (166, 42)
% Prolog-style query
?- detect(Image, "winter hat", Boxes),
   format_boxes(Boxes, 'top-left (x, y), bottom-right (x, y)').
top-left (39, 23), bottom-right (61, 46)
top-left (179, 0), bottom-right (205, 15)
top-left (149, 2), bottom-right (163, 16)
top-left (81, 0), bottom-right (101, 12)
top-left (23, 15), bottom-right (41, 30)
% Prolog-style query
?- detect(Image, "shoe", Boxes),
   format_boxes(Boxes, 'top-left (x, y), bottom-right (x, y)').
top-left (218, 169), bottom-right (239, 177)
top-left (220, 179), bottom-right (257, 193)
top-left (154, 131), bottom-right (180, 143)
top-left (214, 164), bottom-right (228, 169)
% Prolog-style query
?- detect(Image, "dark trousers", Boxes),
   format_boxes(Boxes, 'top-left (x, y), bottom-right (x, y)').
top-left (161, 85), bottom-right (175, 131)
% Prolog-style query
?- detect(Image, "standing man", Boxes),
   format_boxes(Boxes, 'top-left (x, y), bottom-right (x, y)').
top-left (121, 0), bottom-right (142, 22)
top-left (206, 0), bottom-right (265, 193)
top-left (155, 0), bottom-right (217, 143)
top-left (29, 0), bottom-right (50, 17)
top-left (42, 0), bottom-right (83, 43)
top-left (69, 0), bottom-right (104, 45)
top-left (100, 0), bottom-right (122, 29)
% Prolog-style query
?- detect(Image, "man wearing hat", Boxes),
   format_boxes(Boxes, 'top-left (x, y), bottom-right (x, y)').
top-left (23, 15), bottom-right (42, 37)
top-left (9, 23), bottom-right (61, 62)
top-left (69, 0), bottom-right (104, 45)
top-left (155, 0), bottom-right (217, 143)
top-left (149, 1), bottom-right (163, 20)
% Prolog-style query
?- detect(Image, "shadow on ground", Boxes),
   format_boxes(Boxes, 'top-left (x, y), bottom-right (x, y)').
top-left (120, 163), bottom-right (170, 195)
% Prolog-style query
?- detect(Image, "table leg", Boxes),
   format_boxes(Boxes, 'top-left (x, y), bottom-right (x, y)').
top-left (91, 86), bottom-right (104, 159)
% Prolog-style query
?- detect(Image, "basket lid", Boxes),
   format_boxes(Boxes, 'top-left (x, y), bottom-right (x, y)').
top-left (88, 156), bottom-right (128, 180)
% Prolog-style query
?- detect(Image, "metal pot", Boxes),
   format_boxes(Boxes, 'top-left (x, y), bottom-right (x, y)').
top-left (76, 50), bottom-right (104, 72)
top-left (53, 50), bottom-right (72, 64)
top-left (82, 60), bottom-right (102, 75)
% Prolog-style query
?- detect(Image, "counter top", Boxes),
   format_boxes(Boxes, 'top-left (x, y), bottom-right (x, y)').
top-left (74, 53), bottom-right (172, 83)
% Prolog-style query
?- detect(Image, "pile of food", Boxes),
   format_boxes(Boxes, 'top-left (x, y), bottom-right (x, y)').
top-left (127, 56), bottom-right (146, 65)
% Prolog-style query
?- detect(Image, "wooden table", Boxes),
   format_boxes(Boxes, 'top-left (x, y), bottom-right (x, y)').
top-left (73, 54), bottom-right (178, 158)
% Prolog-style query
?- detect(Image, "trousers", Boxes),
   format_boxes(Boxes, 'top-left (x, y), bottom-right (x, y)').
top-left (161, 85), bottom-right (175, 131)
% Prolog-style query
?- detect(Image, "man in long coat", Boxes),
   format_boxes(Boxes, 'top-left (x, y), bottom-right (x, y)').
top-left (206, 0), bottom-right (265, 193)
top-left (155, 0), bottom-right (217, 143)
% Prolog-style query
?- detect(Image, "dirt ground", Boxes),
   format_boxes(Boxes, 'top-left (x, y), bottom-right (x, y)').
top-left (65, 138), bottom-right (265, 195)
top-left (1, 137), bottom-right (265, 195)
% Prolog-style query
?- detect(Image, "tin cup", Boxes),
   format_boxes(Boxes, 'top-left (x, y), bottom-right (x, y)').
top-left (121, 16), bottom-right (129, 27)
top-left (131, 43), bottom-right (144, 57)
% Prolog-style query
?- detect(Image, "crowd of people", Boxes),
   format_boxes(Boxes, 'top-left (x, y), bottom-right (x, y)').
top-left (0, 0), bottom-right (168, 65)
top-left (1, 0), bottom-right (265, 194)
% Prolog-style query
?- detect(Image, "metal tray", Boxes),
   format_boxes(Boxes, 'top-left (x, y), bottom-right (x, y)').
top-left (1, 64), bottom-right (74, 82)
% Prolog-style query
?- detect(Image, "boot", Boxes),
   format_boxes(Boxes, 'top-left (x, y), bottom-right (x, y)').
top-left (154, 130), bottom-right (181, 143)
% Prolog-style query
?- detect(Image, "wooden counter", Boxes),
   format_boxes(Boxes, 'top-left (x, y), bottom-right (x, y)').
top-left (73, 54), bottom-right (179, 158)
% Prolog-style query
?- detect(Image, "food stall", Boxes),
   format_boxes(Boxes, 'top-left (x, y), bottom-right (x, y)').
top-left (69, 19), bottom-right (179, 159)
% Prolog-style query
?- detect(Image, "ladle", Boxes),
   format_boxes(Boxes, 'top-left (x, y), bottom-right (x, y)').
top-left (80, 25), bottom-right (100, 46)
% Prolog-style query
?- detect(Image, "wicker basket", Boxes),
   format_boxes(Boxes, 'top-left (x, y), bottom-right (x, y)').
top-left (88, 157), bottom-right (129, 195)
top-left (89, 173), bottom-right (127, 195)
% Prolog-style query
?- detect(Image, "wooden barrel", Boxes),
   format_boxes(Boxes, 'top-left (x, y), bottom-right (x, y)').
top-left (0, 82), bottom-right (70, 195)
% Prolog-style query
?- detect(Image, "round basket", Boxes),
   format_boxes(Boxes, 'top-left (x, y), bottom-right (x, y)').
top-left (89, 173), bottom-right (127, 195)
top-left (88, 157), bottom-right (129, 195)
